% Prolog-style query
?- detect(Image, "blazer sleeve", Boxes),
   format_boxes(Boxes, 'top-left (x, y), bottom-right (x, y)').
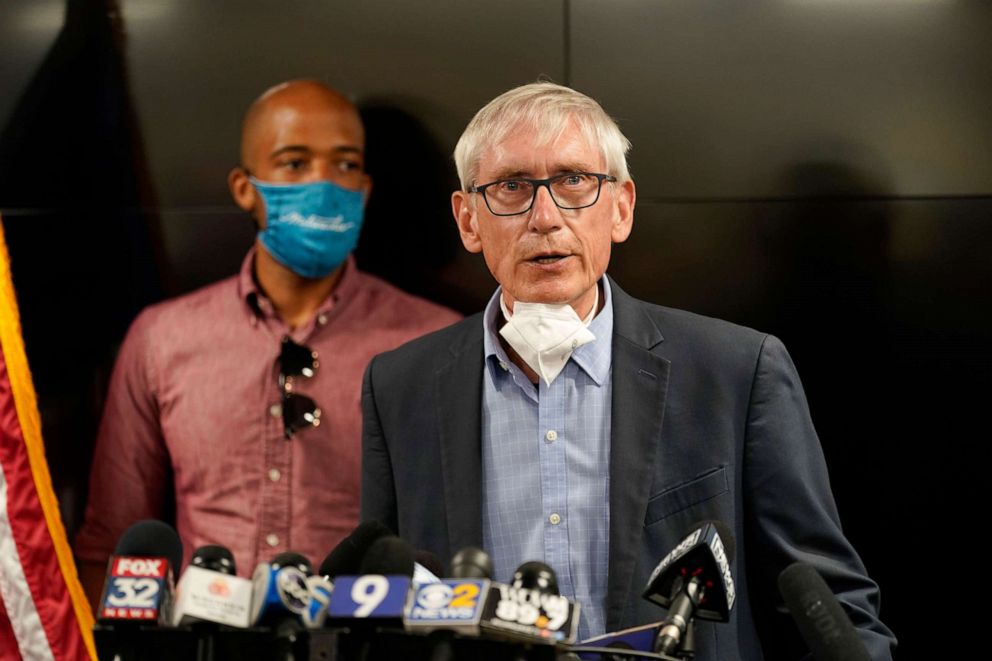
top-left (360, 355), bottom-right (399, 534)
top-left (742, 334), bottom-right (896, 660)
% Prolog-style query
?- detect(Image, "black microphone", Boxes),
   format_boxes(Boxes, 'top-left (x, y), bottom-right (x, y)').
top-left (642, 521), bottom-right (736, 657)
top-left (512, 560), bottom-right (560, 595)
top-left (98, 519), bottom-right (182, 625)
top-left (777, 562), bottom-right (871, 661)
top-left (93, 520), bottom-right (183, 661)
top-left (414, 550), bottom-right (445, 584)
top-left (250, 551), bottom-right (314, 629)
top-left (479, 560), bottom-right (580, 644)
top-left (318, 520), bottom-right (392, 579)
top-left (358, 535), bottom-right (416, 577)
top-left (404, 547), bottom-right (495, 638)
top-left (448, 547), bottom-right (493, 579)
top-left (173, 544), bottom-right (253, 628)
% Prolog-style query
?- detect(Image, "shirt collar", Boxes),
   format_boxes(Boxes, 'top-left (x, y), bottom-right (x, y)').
top-left (237, 245), bottom-right (360, 329)
top-left (483, 276), bottom-right (614, 386)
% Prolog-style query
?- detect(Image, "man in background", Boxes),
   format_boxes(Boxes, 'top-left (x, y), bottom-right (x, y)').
top-left (361, 82), bottom-right (896, 659)
top-left (76, 80), bottom-right (460, 607)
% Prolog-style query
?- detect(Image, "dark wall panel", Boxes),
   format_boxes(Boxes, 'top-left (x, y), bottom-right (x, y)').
top-left (571, 0), bottom-right (992, 199)
top-left (1, 2), bottom-right (989, 659)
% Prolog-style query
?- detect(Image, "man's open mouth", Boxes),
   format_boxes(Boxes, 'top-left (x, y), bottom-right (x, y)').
top-left (529, 254), bottom-right (569, 265)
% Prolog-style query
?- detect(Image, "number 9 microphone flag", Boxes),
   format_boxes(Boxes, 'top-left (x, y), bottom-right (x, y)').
top-left (0, 218), bottom-right (96, 660)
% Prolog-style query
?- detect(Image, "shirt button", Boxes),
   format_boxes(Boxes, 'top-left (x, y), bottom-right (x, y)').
top-left (317, 314), bottom-right (328, 325)
top-left (265, 533), bottom-right (279, 547)
top-left (545, 430), bottom-right (558, 442)
top-left (498, 361), bottom-right (509, 372)
top-left (571, 339), bottom-right (578, 349)
top-left (549, 513), bottom-right (562, 525)
top-left (269, 403), bottom-right (282, 418)
top-left (268, 468), bottom-right (281, 482)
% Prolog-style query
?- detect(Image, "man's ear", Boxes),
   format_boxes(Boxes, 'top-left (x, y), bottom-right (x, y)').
top-left (452, 190), bottom-right (483, 254)
top-left (228, 167), bottom-right (256, 213)
top-left (611, 179), bottom-right (636, 244)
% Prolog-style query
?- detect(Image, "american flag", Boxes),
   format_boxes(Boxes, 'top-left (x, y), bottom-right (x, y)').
top-left (0, 217), bottom-right (94, 660)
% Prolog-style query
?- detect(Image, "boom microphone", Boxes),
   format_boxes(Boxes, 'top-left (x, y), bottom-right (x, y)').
top-left (642, 521), bottom-right (736, 657)
top-left (778, 562), bottom-right (871, 661)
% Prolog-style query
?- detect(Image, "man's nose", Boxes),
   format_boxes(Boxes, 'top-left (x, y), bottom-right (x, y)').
top-left (312, 160), bottom-right (335, 182)
top-left (527, 183), bottom-right (562, 232)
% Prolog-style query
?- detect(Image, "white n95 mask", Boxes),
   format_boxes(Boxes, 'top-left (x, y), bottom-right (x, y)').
top-left (498, 289), bottom-right (597, 386)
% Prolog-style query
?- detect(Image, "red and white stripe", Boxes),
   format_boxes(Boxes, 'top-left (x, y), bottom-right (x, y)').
top-left (0, 218), bottom-right (94, 659)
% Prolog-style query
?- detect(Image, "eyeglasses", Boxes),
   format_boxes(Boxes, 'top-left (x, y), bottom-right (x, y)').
top-left (469, 172), bottom-right (617, 217)
top-left (278, 336), bottom-right (321, 439)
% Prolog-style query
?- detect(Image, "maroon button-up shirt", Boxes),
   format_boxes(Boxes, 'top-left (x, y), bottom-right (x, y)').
top-left (75, 251), bottom-right (460, 574)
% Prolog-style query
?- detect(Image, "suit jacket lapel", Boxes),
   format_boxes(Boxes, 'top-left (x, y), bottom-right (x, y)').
top-left (434, 317), bottom-right (486, 555)
top-left (607, 278), bottom-right (671, 631)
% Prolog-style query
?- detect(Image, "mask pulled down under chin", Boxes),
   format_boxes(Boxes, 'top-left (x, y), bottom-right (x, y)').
top-left (499, 289), bottom-right (598, 386)
top-left (251, 177), bottom-right (365, 279)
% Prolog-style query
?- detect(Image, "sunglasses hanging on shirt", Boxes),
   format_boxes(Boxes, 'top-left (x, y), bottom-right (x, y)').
top-left (278, 336), bottom-right (322, 439)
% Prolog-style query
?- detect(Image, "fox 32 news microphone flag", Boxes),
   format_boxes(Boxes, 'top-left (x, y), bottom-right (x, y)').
top-left (0, 217), bottom-right (96, 660)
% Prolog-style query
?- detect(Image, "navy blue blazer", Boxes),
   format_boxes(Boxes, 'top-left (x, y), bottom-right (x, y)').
top-left (361, 278), bottom-right (896, 660)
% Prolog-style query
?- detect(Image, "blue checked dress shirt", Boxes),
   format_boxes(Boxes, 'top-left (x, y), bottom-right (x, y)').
top-left (481, 278), bottom-right (613, 640)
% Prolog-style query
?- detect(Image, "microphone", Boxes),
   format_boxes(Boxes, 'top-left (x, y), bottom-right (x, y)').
top-left (249, 551), bottom-right (314, 629)
top-left (302, 574), bottom-right (334, 628)
top-left (326, 535), bottom-right (415, 627)
top-left (318, 520), bottom-right (439, 587)
top-left (98, 519), bottom-right (182, 625)
top-left (172, 544), bottom-right (253, 628)
top-left (642, 521), bottom-right (736, 657)
top-left (318, 520), bottom-right (392, 579)
top-left (479, 560), bottom-right (580, 644)
top-left (405, 547), bottom-right (494, 637)
top-left (778, 563), bottom-right (871, 661)
top-left (512, 560), bottom-right (560, 595)
top-left (413, 550), bottom-right (444, 586)
top-left (448, 547), bottom-right (493, 579)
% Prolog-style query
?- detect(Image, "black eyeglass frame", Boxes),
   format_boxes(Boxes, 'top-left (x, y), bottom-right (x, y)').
top-left (468, 172), bottom-right (617, 217)
top-left (277, 336), bottom-right (322, 439)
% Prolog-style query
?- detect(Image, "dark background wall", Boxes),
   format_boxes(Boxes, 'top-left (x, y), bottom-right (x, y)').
top-left (1, 1), bottom-right (988, 658)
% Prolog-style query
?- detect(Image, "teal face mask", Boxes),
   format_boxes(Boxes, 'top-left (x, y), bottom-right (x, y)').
top-left (251, 177), bottom-right (365, 279)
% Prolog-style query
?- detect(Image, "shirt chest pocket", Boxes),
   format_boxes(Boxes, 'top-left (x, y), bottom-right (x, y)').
top-left (644, 465), bottom-right (730, 527)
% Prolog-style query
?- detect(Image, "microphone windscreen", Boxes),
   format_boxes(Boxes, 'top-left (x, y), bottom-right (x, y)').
top-left (114, 519), bottom-right (183, 573)
top-left (319, 520), bottom-right (392, 578)
top-left (414, 550), bottom-right (444, 579)
top-left (359, 536), bottom-right (415, 577)
top-left (191, 544), bottom-right (235, 575)
top-left (511, 560), bottom-right (559, 596)
top-left (777, 563), bottom-right (871, 661)
top-left (271, 551), bottom-right (312, 574)
top-left (449, 547), bottom-right (493, 579)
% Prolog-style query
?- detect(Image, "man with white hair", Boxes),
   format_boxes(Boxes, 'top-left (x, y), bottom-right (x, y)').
top-left (361, 82), bottom-right (895, 659)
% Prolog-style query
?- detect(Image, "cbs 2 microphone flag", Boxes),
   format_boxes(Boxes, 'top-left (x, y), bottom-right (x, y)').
top-left (0, 217), bottom-right (96, 660)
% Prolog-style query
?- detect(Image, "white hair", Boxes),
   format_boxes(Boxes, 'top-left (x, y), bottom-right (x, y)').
top-left (453, 82), bottom-right (632, 190)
